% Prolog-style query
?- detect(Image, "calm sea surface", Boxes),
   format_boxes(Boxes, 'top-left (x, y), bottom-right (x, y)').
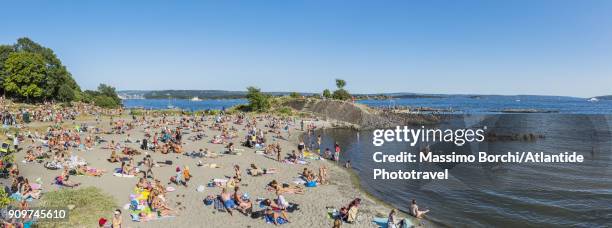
top-left (313, 115), bottom-right (611, 227)
top-left (122, 95), bottom-right (612, 114)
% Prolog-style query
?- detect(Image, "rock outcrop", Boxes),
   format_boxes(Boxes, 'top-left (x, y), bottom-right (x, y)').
top-left (283, 99), bottom-right (439, 129)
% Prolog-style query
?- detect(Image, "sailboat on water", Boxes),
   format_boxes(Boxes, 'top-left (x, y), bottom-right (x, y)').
top-left (167, 93), bottom-right (176, 109)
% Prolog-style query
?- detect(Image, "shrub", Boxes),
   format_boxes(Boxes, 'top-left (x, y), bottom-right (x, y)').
top-left (332, 89), bottom-right (352, 100)
top-left (276, 106), bottom-right (293, 116)
top-left (246, 86), bottom-right (271, 112)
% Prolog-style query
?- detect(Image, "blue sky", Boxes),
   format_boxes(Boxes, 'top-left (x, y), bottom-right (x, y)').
top-left (1, 0), bottom-right (611, 97)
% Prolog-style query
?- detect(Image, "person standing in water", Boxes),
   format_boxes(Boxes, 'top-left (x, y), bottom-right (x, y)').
top-left (334, 142), bottom-right (341, 162)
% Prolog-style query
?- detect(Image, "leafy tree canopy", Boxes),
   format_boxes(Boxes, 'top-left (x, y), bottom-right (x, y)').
top-left (0, 37), bottom-right (82, 102)
top-left (335, 78), bottom-right (346, 89)
top-left (332, 89), bottom-right (351, 100)
top-left (322, 89), bottom-right (332, 98)
top-left (246, 86), bottom-right (271, 112)
top-left (3, 52), bottom-right (46, 100)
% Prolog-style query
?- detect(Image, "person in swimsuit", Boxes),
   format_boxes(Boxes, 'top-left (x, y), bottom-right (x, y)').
top-left (220, 188), bottom-right (235, 216)
top-left (410, 199), bottom-right (429, 218)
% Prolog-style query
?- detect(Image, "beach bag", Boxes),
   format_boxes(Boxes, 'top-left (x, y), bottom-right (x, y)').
top-left (265, 215), bottom-right (287, 225)
top-left (204, 195), bottom-right (214, 205)
top-left (401, 218), bottom-right (413, 228)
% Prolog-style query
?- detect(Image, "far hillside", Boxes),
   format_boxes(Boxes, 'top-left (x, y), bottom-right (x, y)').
top-left (595, 95), bottom-right (612, 100)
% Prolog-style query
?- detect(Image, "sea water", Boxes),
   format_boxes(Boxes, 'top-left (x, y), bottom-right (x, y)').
top-left (313, 114), bottom-right (612, 227)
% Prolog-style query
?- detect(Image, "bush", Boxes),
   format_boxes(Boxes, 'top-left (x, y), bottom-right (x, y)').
top-left (246, 86), bottom-right (271, 112)
top-left (94, 95), bottom-right (120, 108)
top-left (0, 188), bottom-right (12, 208)
top-left (322, 89), bottom-right (332, 98)
top-left (81, 84), bottom-right (121, 108)
top-left (289, 92), bottom-right (300, 98)
top-left (276, 106), bottom-right (293, 116)
top-left (332, 89), bottom-right (352, 100)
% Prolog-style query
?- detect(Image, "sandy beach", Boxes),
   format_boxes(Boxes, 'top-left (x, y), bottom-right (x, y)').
top-left (8, 111), bottom-right (415, 228)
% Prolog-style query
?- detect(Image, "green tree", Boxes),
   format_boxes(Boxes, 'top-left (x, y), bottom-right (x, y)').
top-left (335, 78), bottom-right (346, 89)
top-left (332, 78), bottom-right (351, 100)
top-left (322, 89), bottom-right (332, 98)
top-left (332, 89), bottom-right (351, 100)
top-left (289, 92), bottom-right (300, 98)
top-left (0, 45), bottom-right (15, 94)
top-left (97, 83), bottom-right (121, 104)
top-left (246, 86), bottom-right (271, 112)
top-left (94, 95), bottom-right (119, 108)
top-left (57, 83), bottom-right (76, 102)
top-left (3, 52), bottom-right (46, 101)
top-left (8, 37), bottom-right (81, 102)
top-left (81, 84), bottom-right (122, 108)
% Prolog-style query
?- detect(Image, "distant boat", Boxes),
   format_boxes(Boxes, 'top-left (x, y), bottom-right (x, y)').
top-left (588, 97), bottom-right (599, 102)
top-left (191, 96), bottom-right (202, 101)
top-left (515, 99), bottom-right (521, 102)
top-left (166, 93), bottom-right (177, 108)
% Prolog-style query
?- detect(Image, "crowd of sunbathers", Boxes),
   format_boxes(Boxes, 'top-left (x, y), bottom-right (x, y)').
top-left (0, 101), bottom-right (436, 228)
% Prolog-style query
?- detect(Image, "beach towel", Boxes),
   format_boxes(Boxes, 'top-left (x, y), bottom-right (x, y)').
top-left (213, 198), bottom-right (225, 212)
top-left (113, 173), bottom-right (135, 178)
top-left (327, 208), bottom-right (339, 219)
top-left (305, 181), bottom-right (317, 187)
top-left (372, 217), bottom-right (414, 228)
top-left (140, 215), bottom-right (176, 222)
top-left (372, 217), bottom-right (389, 228)
top-left (264, 215), bottom-right (287, 225)
top-left (292, 179), bottom-right (306, 185)
top-left (31, 183), bottom-right (42, 190)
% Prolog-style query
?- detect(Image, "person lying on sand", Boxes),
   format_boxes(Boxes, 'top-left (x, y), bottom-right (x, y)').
top-left (55, 169), bottom-right (80, 188)
top-left (108, 150), bottom-right (126, 163)
top-left (120, 161), bottom-right (137, 175)
top-left (151, 194), bottom-right (177, 216)
top-left (248, 164), bottom-right (277, 176)
top-left (75, 165), bottom-right (105, 177)
top-left (262, 198), bottom-right (290, 224)
top-left (268, 180), bottom-right (304, 194)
